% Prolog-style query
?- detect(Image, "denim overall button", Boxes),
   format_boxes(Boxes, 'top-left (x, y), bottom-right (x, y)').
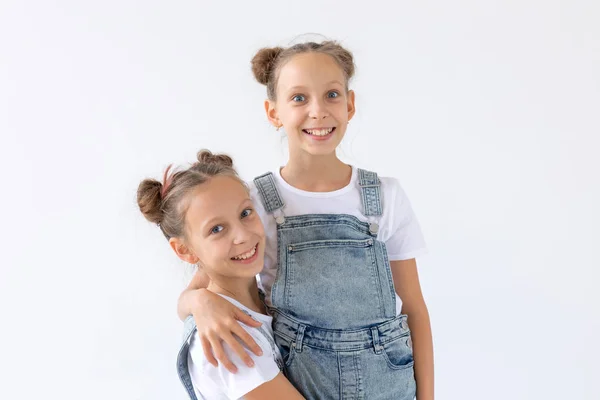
top-left (401, 319), bottom-right (409, 330)
top-left (288, 245), bottom-right (293, 251)
top-left (367, 239), bottom-right (373, 246)
top-left (275, 215), bottom-right (285, 225)
top-left (406, 336), bottom-right (413, 349)
top-left (369, 223), bottom-right (379, 234)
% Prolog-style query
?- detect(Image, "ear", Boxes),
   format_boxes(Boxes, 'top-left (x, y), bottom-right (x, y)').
top-left (346, 90), bottom-right (356, 121)
top-left (264, 99), bottom-right (282, 129)
top-left (169, 237), bottom-right (199, 264)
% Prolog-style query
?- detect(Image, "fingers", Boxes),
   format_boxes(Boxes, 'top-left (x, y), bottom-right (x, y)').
top-left (191, 301), bottom-right (265, 373)
top-left (208, 334), bottom-right (238, 374)
top-left (222, 332), bottom-right (256, 368)
top-left (235, 310), bottom-right (262, 328)
top-left (200, 336), bottom-right (218, 368)
top-left (231, 323), bottom-right (263, 357)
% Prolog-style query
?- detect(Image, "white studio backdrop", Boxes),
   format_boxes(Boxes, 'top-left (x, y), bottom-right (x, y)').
top-left (1, 1), bottom-right (598, 399)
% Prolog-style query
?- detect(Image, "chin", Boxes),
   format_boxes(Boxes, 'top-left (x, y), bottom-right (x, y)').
top-left (306, 147), bottom-right (339, 157)
top-left (248, 258), bottom-right (265, 276)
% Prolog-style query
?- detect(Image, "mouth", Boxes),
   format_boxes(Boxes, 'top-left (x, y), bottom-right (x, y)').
top-left (302, 127), bottom-right (336, 139)
top-left (230, 243), bottom-right (259, 264)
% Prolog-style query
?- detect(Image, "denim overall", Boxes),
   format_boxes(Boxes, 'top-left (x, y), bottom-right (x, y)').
top-left (253, 169), bottom-right (416, 400)
top-left (177, 316), bottom-right (201, 400)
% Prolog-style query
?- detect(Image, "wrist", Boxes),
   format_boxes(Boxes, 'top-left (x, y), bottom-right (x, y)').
top-left (188, 287), bottom-right (213, 315)
top-left (178, 287), bottom-right (209, 320)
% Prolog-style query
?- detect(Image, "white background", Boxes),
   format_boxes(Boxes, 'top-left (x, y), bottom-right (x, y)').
top-left (1, 1), bottom-right (598, 399)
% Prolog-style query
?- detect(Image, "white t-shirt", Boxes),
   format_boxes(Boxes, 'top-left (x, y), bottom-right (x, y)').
top-left (187, 294), bottom-right (282, 400)
top-left (249, 166), bottom-right (427, 312)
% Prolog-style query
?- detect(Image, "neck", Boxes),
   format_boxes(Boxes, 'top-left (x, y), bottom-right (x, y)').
top-left (282, 152), bottom-right (351, 192)
top-left (206, 277), bottom-right (264, 314)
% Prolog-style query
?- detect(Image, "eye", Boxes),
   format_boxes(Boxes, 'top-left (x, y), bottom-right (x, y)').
top-left (292, 94), bottom-right (306, 102)
top-left (241, 208), bottom-right (253, 218)
top-left (327, 91), bottom-right (340, 99)
top-left (210, 225), bottom-right (224, 234)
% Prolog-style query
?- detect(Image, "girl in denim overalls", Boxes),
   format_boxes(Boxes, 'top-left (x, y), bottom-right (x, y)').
top-left (178, 41), bottom-right (434, 400)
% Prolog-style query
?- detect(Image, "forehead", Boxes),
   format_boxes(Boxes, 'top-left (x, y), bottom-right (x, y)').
top-left (277, 52), bottom-right (345, 90)
top-left (185, 176), bottom-right (248, 219)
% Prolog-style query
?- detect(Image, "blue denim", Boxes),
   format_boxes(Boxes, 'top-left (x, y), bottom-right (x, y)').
top-left (254, 169), bottom-right (417, 400)
top-left (177, 316), bottom-right (201, 400)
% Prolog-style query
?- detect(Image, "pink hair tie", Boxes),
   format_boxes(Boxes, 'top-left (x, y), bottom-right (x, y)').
top-left (161, 165), bottom-right (174, 198)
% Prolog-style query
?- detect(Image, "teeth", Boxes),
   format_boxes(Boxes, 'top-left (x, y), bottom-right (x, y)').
top-left (305, 128), bottom-right (333, 136)
top-left (232, 245), bottom-right (257, 260)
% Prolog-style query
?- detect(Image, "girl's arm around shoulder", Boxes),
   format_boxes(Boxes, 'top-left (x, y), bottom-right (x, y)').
top-left (189, 328), bottom-right (304, 400)
top-left (178, 269), bottom-right (262, 372)
top-left (177, 269), bottom-right (210, 320)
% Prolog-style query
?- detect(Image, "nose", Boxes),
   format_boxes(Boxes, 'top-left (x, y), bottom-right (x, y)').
top-left (308, 98), bottom-right (329, 120)
top-left (232, 221), bottom-right (252, 245)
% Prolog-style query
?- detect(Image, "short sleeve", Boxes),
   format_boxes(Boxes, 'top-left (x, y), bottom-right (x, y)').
top-left (382, 178), bottom-right (428, 261)
top-left (188, 326), bottom-right (280, 399)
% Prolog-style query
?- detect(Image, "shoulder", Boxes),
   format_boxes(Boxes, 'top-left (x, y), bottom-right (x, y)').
top-left (378, 175), bottom-right (409, 205)
top-left (189, 323), bottom-right (273, 367)
top-left (354, 168), bottom-right (407, 206)
top-left (188, 324), bottom-right (281, 398)
top-left (377, 174), bottom-right (403, 193)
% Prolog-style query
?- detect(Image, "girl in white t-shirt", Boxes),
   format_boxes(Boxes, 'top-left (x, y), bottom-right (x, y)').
top-left (177, 40), bottom-right (434, 400)
top-left (137, 150), bottom-right (304, 400)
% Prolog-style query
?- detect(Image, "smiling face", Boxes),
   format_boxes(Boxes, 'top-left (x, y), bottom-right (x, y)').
top-left (266, 52), bottom-right (356, 158)
top-left (169, 175), bottom-right (266, 282)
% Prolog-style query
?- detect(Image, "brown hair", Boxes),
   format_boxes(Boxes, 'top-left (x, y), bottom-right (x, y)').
top-left (251, 40), bottom-right (355, 100)
top-left (137, 150), bottom-right (244, 240)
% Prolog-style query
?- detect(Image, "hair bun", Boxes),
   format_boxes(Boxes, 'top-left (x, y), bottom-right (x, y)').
top-left (137, 179), bottom-right (163, 225)
top-left (196, 150), bottom-right (233, 167)
top-left (251, 47), bottom-right (284, 85)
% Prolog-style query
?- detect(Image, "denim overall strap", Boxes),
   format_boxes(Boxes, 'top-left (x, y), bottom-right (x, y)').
top-left (253, 172), bottom-right (285, 213)
top-left (357, 168), bottom-right (383, 217)
top-left (176, 316), bottom-right (202, 400)
top-left (254, 172), bottom-right (286, 223)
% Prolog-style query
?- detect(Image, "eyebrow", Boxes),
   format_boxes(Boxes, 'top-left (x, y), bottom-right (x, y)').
top-left (285, 80), bottom-right (345, 93)
top-left (200, 197), bottom-right (253, 230)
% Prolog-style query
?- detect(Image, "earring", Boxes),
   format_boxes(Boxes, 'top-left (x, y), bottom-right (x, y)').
top-left (276, 125), bottom-right (282, 131)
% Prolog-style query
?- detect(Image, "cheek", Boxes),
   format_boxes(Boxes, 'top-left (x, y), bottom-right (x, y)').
top-left (195, 249), bottom-right (210, 265)
top-left (252, 219), bottom-right (266, 238)
top-left (284, 109), bottom-right (304, 125)
top-left (201, 243), bottom-right (226, 262)
top-left (333, 101), bottom-right (349, 116)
